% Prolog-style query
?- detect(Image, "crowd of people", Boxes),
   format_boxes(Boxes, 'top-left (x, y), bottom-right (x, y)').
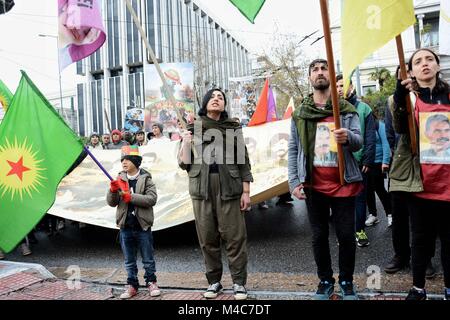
top-left (2, 48), bottom-right (448, 302)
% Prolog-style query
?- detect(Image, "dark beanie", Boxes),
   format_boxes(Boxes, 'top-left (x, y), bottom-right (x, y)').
top-left (121, 155), bottom-right (142, 169)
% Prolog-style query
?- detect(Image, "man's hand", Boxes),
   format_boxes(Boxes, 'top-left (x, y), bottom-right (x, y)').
top-left (122, 192), bottom-right (132, 203)
top-left (240, 192), bottom-right (251, 211)
top-left (110, 180), bottom-right (120, 193)
top-left (333, 128), bottom-right (349, 144)
top-left (382, 164), bottom-right (390, 173)
top-left (292, 184), bottom-right (306, 200)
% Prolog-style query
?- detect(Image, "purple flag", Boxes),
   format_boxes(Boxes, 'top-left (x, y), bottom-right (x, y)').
top-left (266, 86), bottom-right (277, 122)
top-left (58, 0), bottom-right (106, 71)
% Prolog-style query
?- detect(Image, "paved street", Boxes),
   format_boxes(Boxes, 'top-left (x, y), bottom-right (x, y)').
top-left (2, 197), bottom-right (444, 297)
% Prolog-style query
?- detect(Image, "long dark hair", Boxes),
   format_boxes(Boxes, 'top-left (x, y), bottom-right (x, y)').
top-left (198, 88), bottom-right (229, 120)
top-left (408, 48), bottom-right (449, 94)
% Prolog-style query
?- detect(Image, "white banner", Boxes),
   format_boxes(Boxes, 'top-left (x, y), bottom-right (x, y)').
top-left (49, 120), bottom-right (291, 230)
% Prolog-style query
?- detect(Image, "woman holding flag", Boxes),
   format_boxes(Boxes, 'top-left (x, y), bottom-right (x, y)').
top-left (390, 48), bottom-right (450, 300)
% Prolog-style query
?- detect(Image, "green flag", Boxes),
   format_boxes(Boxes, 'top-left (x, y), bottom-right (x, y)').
top-left (0, 71), bottom-right (83, 252)
top-left (0, 79), bottom-right (13, 112)
top-left (229, 0), bottom-right (266, 23)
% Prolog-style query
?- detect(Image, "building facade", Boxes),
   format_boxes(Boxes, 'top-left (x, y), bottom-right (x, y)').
top-left (76, 0), bottom-right (252, 137)
top-left (331, 0), bottom-right (449, 96)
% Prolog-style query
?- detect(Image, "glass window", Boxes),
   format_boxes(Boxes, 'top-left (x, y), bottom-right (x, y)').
top-left (77, 84), bottom-right (85, 136)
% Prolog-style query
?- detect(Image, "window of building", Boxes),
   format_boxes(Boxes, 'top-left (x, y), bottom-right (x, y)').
top-left (77, 83), bottom-right (86, 136)
top-left (107, 0), bottom-right (121, 69)
top-left (362, 85), bottom-right (377, 96)
top-left (109, 76), bottom-right (123, 130)
top-left (415, 13), bottom-right (440, 48)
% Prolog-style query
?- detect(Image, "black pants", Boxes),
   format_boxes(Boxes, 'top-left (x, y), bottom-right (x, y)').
top-left (390, 191), bottom-right (411, 262)
top-left (408, 196), bottom-right (450, 288)
top-left (367, 164), bottom-right (391, 216)
top-left (305, 188), bottom-right (356, 283)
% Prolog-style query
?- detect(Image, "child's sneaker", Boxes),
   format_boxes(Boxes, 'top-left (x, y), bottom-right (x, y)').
top-left (148, 281), bottom-right (161, 297)
top-left (355, 230), bottom-right (370, 247)
top-left (387, 214), bottom-right (393, 227)
top-left (203, 282), bottom-right (223, 299)
top-left (120, 285), bottom-right (138, 299)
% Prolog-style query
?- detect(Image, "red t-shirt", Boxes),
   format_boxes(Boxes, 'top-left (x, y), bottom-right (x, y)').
top-left (414, 96), bottom-right (450, 202)
top-left (312, 117), bottom-right (362, 197)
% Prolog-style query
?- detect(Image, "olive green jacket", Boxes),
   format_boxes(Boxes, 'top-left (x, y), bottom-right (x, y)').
top-left (388, 94), bottom-right (423, 193)
top-left (179, 118), bottom-right (253, 200)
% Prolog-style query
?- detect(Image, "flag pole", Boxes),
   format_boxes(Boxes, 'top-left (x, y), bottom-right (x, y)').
top-left (319, 0), bottom-right (345, 185)
top-left (124, 0), bottom-right (186, 130)
top-left (395, 35), bottom-right (417, 155)
top-left (83, 146), bottom-right (114, 181)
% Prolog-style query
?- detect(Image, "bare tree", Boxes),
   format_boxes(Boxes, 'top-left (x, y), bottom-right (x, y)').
top-left (257, 33), bottom-right (310, 116)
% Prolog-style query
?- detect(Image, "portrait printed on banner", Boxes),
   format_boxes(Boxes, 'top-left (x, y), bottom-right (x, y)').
top-left (313, 122), bottom-right (338, 167)
top-left (419, 112), bottom-right (450, 164)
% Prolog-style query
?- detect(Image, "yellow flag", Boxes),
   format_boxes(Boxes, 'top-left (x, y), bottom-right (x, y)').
top-left (341, 0), bottom-right (415, 92)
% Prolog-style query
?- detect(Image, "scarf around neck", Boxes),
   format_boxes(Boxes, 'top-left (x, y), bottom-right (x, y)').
top-left (293, 94), bottom-right (356, 183)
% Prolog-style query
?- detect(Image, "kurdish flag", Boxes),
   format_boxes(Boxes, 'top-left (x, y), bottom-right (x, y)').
top-left (0, 71), bottom-right (84, 252)
top-left (0, 79), bottom-right (13, 113)
top-left (341, 0), bottom-right (415, 92)
top-left (229, 0), bottom-right (266, 23)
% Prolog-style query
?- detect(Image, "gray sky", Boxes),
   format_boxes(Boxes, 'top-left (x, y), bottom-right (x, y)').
top-left (0, 0), bottom-right (334, 96)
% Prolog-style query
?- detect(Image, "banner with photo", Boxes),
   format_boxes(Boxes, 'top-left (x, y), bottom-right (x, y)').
top-left (49, 119), bottom-right (291, 230)
top-left (144, 63), bottom-right (195, 136)
top-left (228, 76), bottom-right (265, 125)
top-left (419, 112), bottom-right (450, 164)
top-left (124, 107), bottom-right (145, 133)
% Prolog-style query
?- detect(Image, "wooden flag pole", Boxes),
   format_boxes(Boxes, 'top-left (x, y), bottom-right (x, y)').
top-left (124, 0), bottom-right (186, 130)
top-left (319, 0), bottom-right (345, 185)
top-left (395, 35), bottom-right (417, 155)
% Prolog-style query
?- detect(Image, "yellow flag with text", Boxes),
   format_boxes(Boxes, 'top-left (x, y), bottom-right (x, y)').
top-left (341, 0), bottom-right (415, 92)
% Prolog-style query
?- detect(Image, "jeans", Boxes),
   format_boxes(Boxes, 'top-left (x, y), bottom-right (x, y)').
top-left (355, 170), bottom-right (368, 232)
top-left (120, 228), bottom-right (157, 289)
top-left (305, 188), bottom-right (356, 283)
top-left (408, 196), bottom-right (450, 288)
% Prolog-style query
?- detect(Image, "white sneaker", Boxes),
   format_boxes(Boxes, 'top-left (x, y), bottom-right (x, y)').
top-left (233, 284), bottom-right (248, 300)
top-left (387, 215), bottom-right (393, 227)
top-left (120, 285), bottom-right (138, 299)
top-left (365, 214), bottom-right (379, 227)
top-left (203, 282), bottom-right (223, 299)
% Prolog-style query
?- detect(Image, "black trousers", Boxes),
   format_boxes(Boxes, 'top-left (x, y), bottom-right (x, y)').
top-left (367, 164), bottom-right (391, 216)
top-left (305, 188), bottom-right (356, 283)
top-left (390, 191), bottom-right (411, 262)
top-left (408, 196), bottom-right (450, 288)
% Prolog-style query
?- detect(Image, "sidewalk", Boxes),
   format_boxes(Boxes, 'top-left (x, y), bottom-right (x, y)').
top-left (0, 261), bottom-right (446, 300)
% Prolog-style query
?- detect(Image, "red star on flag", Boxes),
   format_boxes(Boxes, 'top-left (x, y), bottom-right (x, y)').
top-left (7, 156), bottom-right (30, 181)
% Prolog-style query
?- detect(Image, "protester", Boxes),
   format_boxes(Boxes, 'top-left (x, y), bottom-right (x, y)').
top-left (178, 88), bottom-right (253, 300)
top-left (390, 48), bottom-right (450, 300)
top-left (101, 133), bottom-right (112, 149)
top-left (289, 59), bottom-right (363, 300)
top-left (109, 129), bottom-right (129, 149)
top-left (134, 129), bottom-right (147, 146)
top-left (106, 145), bottom-right (160, 299)
top-left (86, 132), bottom-right (102, 149)
top-left (337, 74), bottom-right (376, 247)
top-left (365, 111), bottom-right (392, 227)
top-left (148, 122), bottom-right (170, 144)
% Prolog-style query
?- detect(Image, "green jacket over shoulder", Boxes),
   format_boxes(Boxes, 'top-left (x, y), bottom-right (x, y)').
top-left (179, 116), bottom-right (253, 201)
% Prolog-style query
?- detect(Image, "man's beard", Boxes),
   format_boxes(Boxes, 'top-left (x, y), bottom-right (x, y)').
top-left (313, 79), bottom-right (330, 91)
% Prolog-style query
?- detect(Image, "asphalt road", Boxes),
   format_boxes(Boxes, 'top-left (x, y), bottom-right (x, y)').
top-left (4, 197), bottom-right (442, 275)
